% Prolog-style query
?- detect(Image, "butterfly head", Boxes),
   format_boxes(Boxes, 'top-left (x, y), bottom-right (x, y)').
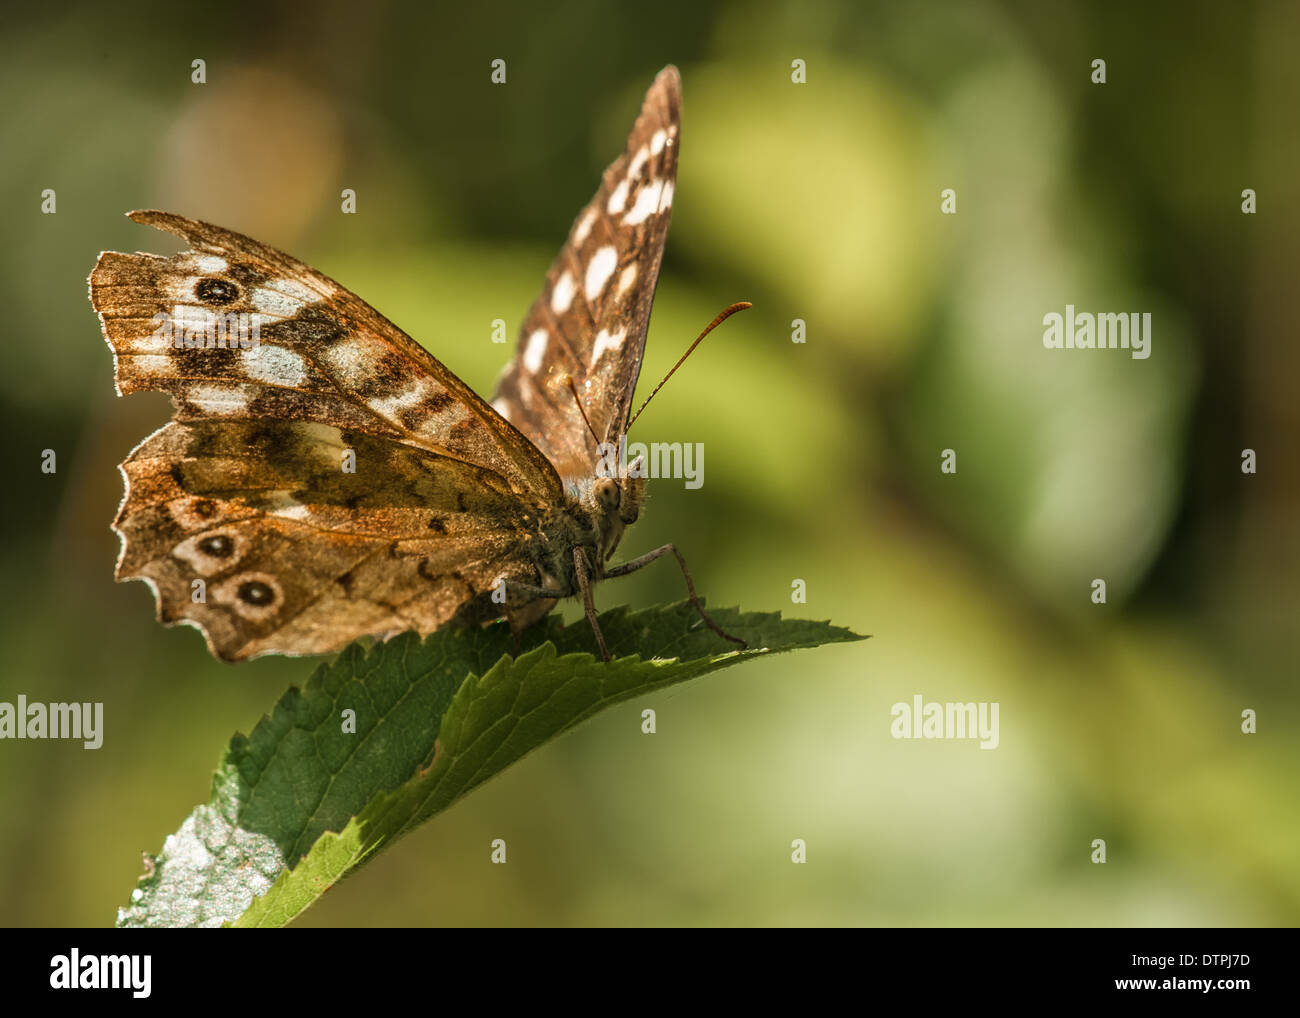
top-left (593, 460), bottom-right (645, 525)
top-left (584, 453), bottom-right (645, 561)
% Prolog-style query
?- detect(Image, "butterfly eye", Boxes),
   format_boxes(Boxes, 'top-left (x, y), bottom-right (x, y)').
top-left (594, 477), bottom-right (621, 511)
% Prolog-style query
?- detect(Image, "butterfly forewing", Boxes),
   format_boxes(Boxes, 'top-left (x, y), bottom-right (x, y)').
top-left (491, 65), bottom-right (681, 482)
top-left (92, 211), bottom-right (561, 502)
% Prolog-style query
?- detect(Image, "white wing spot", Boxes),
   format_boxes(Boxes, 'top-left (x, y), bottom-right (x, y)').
top-left (584, 246), bottom-right (618, 301)
top-left (523, 329), bottom-right (549, 373)
top-left (132, 354), bottom-right (176, 375)
top-left (573, 208), bottom-right (597, 246)
top-left (188, 383), bottom-right (254, 414)
top-left (617, 263), bottom-right (638, 297)
top-left (627, 145), bottom-right (650, 180)
top-left (659, 181), bottom-right (674, 210)
top-left (267, 278), bottom-right (318, 302)
top-left (491, 396), bottom-right (510, 417)
top-left (250, 279), bottom-right (320, 318)
top-left (368, 378), bottom-right (438, 420)
top-left (607, 179), bottom-right (630, 215)
top-left (171, 304), bottom-right (218, 333)
top-left (591, 327), bottom-right (626, 364)
top-left (300, 423), bottom-right (346, 463)
top-left (623, 180), bottom-right (665, 226)
top-left (320, 342), bottom-right (381, 387)
top-left (173, 278), bottom-right (209, 302)
top-left (551, 271), bottom-right (576, 313)
top-left (193, 255), bottom-right (229, 274)
top-left (241, 345), bottom-right (307, 386)
top-left (251, 288), bottom-right (301, 318)
top-left (650, 129), bottom-right (668, 155)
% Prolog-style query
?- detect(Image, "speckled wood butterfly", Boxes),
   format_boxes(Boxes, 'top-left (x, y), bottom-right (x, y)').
top-left (90, 65), bottom-right (744, 662)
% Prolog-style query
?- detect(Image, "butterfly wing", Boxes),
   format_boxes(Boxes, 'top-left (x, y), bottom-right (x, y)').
top-left (113, 419), bottom-right (542, 660)
top-left (92, 210), bottom-right (562, 501)
top-left (90, 211), bottom-right (563, 659)
top-left (490, 65), bottom-right (681, 482)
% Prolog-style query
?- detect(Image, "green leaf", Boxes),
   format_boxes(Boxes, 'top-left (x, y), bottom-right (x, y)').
top-left (115, 603), bottom-right (864, 928)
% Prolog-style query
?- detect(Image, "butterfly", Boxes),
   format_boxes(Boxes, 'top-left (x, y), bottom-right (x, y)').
top-left (89, 65), bottom-right (745, 662)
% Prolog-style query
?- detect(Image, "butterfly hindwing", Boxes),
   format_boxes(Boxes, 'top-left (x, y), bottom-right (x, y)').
top-left (491, 65), bottom-right (681, 481)
top-left (113, 419), bottom-right (541, 660)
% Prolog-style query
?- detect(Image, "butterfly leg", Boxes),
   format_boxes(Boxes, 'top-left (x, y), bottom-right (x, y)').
top-left (604, 544), bottom-right (748, 650)
top-left (498, 569), bottom-right (610, 661)
top-left (572, 548), bottom-right (611, 661)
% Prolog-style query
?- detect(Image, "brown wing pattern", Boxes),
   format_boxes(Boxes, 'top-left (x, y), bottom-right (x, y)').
top-left (490, 65), bottom-right (681, 482)
top-left (91, 210), bottom-right (562, 502)
top-left (89, 211), bottom-right (565, 659)
top-left (112, 419), bottom-right (541, 660)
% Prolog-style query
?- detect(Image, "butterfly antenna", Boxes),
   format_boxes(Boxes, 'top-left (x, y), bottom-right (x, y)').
top-left (628, 301), bottom-right (751, 430)
top-left (560, 374), bottom-right (601, 445)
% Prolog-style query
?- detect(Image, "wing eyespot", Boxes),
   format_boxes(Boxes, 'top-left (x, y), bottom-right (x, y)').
top-left (195, 277), bottom-right (240, 305)
top-left (237, 579), bottom-right (275, 606)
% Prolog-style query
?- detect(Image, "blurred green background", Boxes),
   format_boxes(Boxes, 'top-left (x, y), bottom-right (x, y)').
top-left (1, 0), bottom-right (1296, 927)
